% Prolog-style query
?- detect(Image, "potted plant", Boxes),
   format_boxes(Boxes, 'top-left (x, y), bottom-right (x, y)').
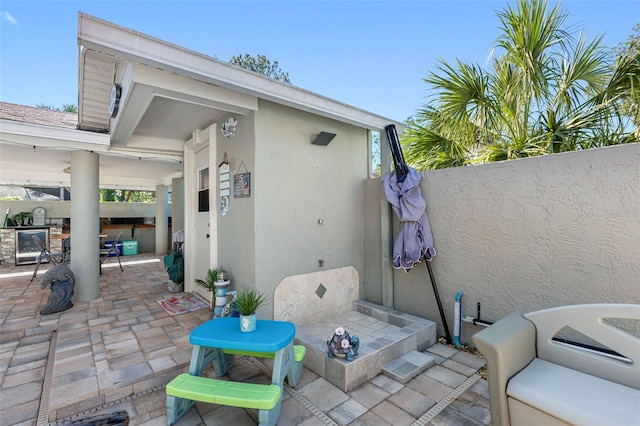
top-left (233, 288), bottom-right (267, 332)
top-left (194, 267), bottom-right (218, 318)
top-left (10, 211), bottom-right (32, 226)
top-left (194, 266), bottom-right (232, 319)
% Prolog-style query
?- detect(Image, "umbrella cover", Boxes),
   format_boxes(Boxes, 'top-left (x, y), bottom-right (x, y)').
top-left (382, 166), bottom-right (436, 271)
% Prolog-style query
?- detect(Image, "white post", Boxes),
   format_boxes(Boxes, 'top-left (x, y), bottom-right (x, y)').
top-left (171, 177), bottom-right (184, 235)
top-left (156, 185), bottom-right (169, 255)
top-left (71, 150), bottom-right (100, 301)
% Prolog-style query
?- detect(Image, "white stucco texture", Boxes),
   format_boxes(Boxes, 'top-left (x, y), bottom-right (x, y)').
top-left (388, 142), bottom-right (640, 344)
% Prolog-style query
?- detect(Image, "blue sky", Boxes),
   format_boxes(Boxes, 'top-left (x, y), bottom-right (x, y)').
top-left (0, 1), bottom-right (637, 122)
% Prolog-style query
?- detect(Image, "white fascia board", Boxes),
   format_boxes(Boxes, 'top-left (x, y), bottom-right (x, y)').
top-left (0, 177), bottom-right (71, 187)
top-left (131, 63), bottom-right (258, 113)
top-left (109, 69), bottom-right (151, 146)
top-left (78, 12), bottom-right (403, 133)
top-left (0, 120), bottom-right (110, 151)
top-left (99, 175), bottom-right (180, 190)
top-left (107, 139), bottom-right (184, 161)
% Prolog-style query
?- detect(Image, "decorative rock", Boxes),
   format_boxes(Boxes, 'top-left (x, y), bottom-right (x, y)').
top-left (40, 263), bottom-right (75, 315)
top-left (327, 327), bottom-right (360, 362)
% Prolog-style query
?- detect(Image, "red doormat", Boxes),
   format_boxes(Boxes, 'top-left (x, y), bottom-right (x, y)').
top-left (156, 295), bottom-right (209, 316)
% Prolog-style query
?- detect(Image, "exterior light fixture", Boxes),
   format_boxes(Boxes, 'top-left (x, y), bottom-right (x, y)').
top-left (311, 131), bottom-right (336, 146)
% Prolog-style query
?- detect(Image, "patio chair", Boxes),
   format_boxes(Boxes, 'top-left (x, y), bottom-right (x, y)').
top-left (100, 232), bottom-right (123, 273)
top-left (61, 237), bottom-right (71, 263)
top-left (31, 234), bottom-right (65, 282)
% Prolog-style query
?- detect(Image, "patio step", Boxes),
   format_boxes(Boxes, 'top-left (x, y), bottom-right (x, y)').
top-left (381, 350), bottom-right (436, 384)
top-left (294, 300), bottom-right (437, 392)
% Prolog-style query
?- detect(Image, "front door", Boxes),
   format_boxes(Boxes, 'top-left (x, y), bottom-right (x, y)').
top-left (193, 144), bottom-right (213, 302)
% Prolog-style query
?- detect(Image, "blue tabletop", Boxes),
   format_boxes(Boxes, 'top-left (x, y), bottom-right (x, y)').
top-left (190, 317), bottom-right (296, 352)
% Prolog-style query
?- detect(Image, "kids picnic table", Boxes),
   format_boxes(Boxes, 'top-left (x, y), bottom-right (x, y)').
top-left (166, 317), bottom-right (301, 426)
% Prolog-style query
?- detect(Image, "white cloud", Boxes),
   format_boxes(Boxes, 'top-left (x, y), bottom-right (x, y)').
top-left (2, 11), bottom-right (17, 25)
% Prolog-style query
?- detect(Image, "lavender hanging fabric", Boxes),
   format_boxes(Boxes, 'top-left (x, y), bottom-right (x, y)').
top-left (382, 166), bottom-right (436, 271)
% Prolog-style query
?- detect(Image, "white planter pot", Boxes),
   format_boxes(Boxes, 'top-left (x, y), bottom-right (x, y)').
top-left (239, 314), bottom-right (256, 332)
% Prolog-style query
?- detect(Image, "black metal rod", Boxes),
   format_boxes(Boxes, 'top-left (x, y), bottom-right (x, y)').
top-left (385, 124), bottom-right (407, 182)
top-left (426, 261), bottom-right (452, 344)
top-left (385, 127), bottom-right (402, 178)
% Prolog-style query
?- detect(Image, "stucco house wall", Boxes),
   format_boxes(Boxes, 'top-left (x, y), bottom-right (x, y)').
top-left (214, 111), bottom-right (257, 301)
top-left (367, 142), bottom-right (640, 345)
top-left (212, 100), bottom-right (368, 318)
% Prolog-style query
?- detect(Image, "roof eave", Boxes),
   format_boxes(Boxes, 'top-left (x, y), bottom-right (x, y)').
top-left (77, 12), bottom-right (404, 133)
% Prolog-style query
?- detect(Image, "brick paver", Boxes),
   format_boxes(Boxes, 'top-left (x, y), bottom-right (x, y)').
top-left (0, 255), bottom-right (490, 426)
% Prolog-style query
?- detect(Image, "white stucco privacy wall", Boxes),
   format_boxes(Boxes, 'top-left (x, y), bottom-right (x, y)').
top-left (384, 142), bottom-right (640, 345)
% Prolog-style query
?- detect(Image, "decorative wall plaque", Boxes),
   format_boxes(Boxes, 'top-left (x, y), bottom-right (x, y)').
top-left (233, 161), bottom-right (251, 198)
top-left (32, 206), bottom-right (46, 226)
top-left (221, 116), bottom-right (238, 138)
top-left (219, 153), bottom-right (231, 213)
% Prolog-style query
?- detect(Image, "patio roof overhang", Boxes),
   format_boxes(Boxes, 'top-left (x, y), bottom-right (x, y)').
top-left (0, 117), bottom-right (183, 189)
top-left (77, 12), bottom-right (402, 137)
top-left (1, 12), bottom-right (404, 191)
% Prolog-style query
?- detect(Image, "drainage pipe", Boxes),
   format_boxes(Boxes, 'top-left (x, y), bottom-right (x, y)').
top-left (454, 291), bottom-right (463, 348)
top-left (462, 316), bottom-right (493, 327)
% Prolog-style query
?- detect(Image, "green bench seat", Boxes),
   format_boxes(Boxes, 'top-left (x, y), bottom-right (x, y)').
top-left (166, 374), bottom-right (282, 425)
top-left (167, 373), bottom-right (281, 409)
top-left (167, 345), bottom-right (306, 425)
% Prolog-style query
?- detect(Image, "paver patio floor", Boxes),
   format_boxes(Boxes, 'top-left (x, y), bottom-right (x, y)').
top-left (0, 254), bottom-right (489, 425)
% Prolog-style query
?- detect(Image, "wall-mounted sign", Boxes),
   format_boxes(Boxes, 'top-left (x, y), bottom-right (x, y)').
top-left (233, 161), bottom-right (251, 198)
top-left (32, 206), bottom-right (46, 226)
top-left (233, 173), bottom-right (250, 198)
top-left (219, 153), bottom-right (231, 212)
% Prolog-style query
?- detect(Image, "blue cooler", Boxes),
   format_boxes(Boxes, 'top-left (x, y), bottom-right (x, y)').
top-left (122, 240), bottom-right (138, 256)
top-left (104, 241), bottom-right (122, 256)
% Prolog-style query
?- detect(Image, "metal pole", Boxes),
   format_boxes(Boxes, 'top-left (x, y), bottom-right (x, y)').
top-left (426, 260), bottom-right (452, 344)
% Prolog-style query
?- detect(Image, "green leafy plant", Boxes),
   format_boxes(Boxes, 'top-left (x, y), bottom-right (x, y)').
top-left (10, 211), bottom-right (32, 226)
top-left (233, 288), bottom-right (267, 316)
top-left (194, 267), bottom-right (220, 309)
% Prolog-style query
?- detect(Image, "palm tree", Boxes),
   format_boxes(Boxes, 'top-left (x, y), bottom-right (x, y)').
top-left (36, 104), bottom-right (78, 113)
top-left (403, 0), bottom-right (640, 169)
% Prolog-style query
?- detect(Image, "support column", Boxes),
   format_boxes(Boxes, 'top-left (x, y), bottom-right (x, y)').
top-left (71, 150), bottom-right (100, 301)
top-left (171, 177), bottom-right (184, 234)
top-left (379, 129), bottom-right (393, 309)
top-left (155, 185), bottom-right (169, 255)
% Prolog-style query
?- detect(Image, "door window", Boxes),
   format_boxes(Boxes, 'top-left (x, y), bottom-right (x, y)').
top-left (197, 166), bottom-right (209, 212)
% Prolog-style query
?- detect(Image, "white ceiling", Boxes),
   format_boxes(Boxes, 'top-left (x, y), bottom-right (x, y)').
top-left (0, 142), bottom-right (183, 190)
top-left (135, 97), bottom-right (226, 141)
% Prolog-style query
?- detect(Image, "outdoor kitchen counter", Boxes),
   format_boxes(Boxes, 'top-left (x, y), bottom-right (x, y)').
top-left (100, 224), bottom-right (157, 253)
